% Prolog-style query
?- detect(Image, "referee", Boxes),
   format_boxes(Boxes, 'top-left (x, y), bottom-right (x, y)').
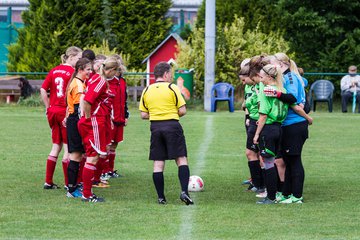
top-left (139, 62), bottom-right (193, 205)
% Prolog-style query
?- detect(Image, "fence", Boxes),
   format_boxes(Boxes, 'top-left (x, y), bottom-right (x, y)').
top-left (0, 72), bottom-right (155, 103)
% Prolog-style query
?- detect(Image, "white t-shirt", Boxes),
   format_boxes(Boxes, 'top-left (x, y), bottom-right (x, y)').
top-left (341, 74), bottom-right (360, 92)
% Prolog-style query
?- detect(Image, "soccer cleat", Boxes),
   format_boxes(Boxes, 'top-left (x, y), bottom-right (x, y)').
top-left (92, 182), bottom-right (110, 188)
top-left (242, 178), bottom-right (252, 185)
top-left (276, 192), bottom-right (283, 202)
top-left (256, 197), bottom-right (276, 204)
top-left (81, 195), bottom-right (105, 203)
top-left (256, 190), bottom-right (267, 198)
top-left (246, 183), bottom-right (255, 191)
top-left (100, 173), bottom-right (111, 181)
top-left (158, 198), bottom-right (167, 205)
top-left (290, 195), bottom-right (303, 204)
top-left (278, 195), bottom-right (292, 204)
top-left (110, 170), bottom-right (122, 178)
top-left (180, 192), bottom-right (194, 205)
top-left (66, 188), bottom-right (82, 198)
top-left (43, 183), bottom-right (60, 189)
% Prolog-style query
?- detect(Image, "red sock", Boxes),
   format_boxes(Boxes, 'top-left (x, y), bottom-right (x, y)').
top-left (77, 156), bottom-right (86, 184)
top-left (102, 156), bottom-right (110, 174)
top-left (45, 155), bottom-right (57, 184)
top-left (82, 163), bottom-right (96, 198)
top-left (94, 157), bottom-right (105, 182)
top-left (62, 158), bottom-right (69, 186)
top-left (108, 150), bottom-right (116, 172)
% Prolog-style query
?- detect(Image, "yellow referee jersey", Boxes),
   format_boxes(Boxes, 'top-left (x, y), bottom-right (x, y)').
top-left (139, 82), bottom-right (186, 121)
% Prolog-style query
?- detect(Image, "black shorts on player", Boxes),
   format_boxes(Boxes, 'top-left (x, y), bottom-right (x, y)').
top-left (66, 113), bottom-right (84, 153)
top-left (258, 123), bottom-right (281, 158)
top-left (246, 119), bottom-right (259, 152)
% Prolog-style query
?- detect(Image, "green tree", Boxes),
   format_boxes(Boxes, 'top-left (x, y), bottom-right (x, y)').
top-left (176, 16), bottom-right (290, 98)
top-left (7, 0), bottom-right (172, 72)
top-left (196, 0), bottom-right (360, 74)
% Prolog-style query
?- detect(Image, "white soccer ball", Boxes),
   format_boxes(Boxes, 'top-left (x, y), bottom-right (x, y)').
top-left (188, 175), bottom-right (204, 192)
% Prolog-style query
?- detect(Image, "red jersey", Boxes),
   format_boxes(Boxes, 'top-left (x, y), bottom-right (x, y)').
top-left (42, 64), bottom-right (74, 108)
top-left (108, 76), bottom-right (128, 124)
top-left (84, 74), bottom-right (115, 117)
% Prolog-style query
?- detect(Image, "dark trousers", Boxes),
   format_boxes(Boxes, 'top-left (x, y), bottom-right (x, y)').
top-left (341, 91), bottom-right (360, 112)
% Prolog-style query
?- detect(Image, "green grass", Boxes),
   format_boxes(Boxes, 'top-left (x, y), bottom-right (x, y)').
top-left (0, 104), bottom-right (360, 239)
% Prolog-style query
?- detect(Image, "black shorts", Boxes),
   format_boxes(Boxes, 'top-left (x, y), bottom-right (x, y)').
top-left (281, 121), bottom-right (308, 156)
top-left (246, 119), bottom-right (259, 152)
top-left (149, 120), bottom-right (187, 160)
top-left (258, 123), bottom-right (282, 158)
top-left (66, 114), bottom-right (84, 153)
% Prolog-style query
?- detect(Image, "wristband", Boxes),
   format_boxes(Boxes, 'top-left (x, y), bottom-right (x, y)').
top-left (245, 114), bottom-right (250, 120)
top-left (276, 91), bottom-right (282, 98)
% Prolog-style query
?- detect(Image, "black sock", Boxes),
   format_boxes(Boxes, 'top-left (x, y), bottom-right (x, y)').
top-left (67, 160), bottom-right (80, 193)
top-left (265, 167), bottom-right (277, 200)
top-left (260, 168), bottom-right (266, 189)
top-left (178, 165), bottom-right (190, 194)
top-left (248, 160), bottom-right (262, 188)
top-left (278, 181), bottom-right (284, 193)
top-left (153, 172), bottom-right (165, 199)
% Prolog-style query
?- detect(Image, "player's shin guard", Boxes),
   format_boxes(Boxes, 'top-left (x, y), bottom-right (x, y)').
top-left (94, 157), bottom-right (105, 182)
top-left (265, 167), bottom-right (277, 201)
top-left (67, 160), bottom-right (80, 193)
top-left (62, 158), bottom-right (69, 186)
top-left (153, 172), bottom-right (165, 199)
top-left (248, 160), bottom-right (262, 188)
top-left (77, 155), bottom-right (86, 184)
top-left (82, 163), bottom-right (96, 198)
top-left (108, 150), bottom-right (116, 172)
top-left (178, 165), bottom-right (190, 194)
top-left (45, 155), bottom-right (58, 184)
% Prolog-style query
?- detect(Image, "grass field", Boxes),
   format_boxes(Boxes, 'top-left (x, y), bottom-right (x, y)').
top-left (0, 103), bottom-right (360, 239)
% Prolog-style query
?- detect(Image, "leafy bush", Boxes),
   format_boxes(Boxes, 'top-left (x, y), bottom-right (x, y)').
top-left (17, 93), bottom-right (44, 107)
top-left (176, 16), bottom-right (291, 99)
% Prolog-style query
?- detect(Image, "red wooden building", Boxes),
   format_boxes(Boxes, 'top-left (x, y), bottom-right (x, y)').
top-left (142, 33), bottom-right (183, 85)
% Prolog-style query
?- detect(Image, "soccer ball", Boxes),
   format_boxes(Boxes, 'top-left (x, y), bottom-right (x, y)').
top-left (188, 175), bottom-right (204, 192)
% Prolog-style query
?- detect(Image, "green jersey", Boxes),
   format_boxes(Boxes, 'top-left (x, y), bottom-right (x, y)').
top-left (258, 85), bottom-right (289, 124)
top-left (245, 83), bottom-right (262, 120)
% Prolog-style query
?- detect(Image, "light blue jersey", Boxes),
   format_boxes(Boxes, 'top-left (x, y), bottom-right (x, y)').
top-left (282, 70), bottom-right (306, 126)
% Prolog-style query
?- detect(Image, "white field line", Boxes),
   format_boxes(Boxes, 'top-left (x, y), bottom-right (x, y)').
top-left (177, 115), bottom-right (214, 240)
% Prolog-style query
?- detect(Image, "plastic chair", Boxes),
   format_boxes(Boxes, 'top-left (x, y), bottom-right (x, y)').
top-left (309, 80), bottom-right (334, 112)
top-left (211, 82), bottom-right (235, 112)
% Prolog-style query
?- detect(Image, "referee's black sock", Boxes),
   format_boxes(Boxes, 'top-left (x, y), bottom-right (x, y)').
top-left (248, 160), bottom-right (262, 188)
top-left (67, 160), bottom-right (80, 193)
top-left (178, 165), bottom-right (190, 194)
top-left (153, 172), bottom-right (165, 199)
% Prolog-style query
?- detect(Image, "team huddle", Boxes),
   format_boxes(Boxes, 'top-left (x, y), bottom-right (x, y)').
top-left (39, 46), bottom-right (310, 204)
top-left (239, 53), bottom-right (312, 204)
top-left (41, 46), bottom-right (128, 202)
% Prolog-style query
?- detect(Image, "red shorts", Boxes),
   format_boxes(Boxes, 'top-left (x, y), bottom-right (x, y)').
top-left (46, 106), bottom-right (67, 144)
top-left (111, 124), bottom-right (124, 143)
top-left (78, 116), bottom-right (108, 157)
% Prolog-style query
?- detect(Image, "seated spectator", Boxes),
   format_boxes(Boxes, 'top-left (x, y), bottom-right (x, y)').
top-left (341, 65), bottom-right (360, 113)
top-left (18, 77), bottom-right (34, 99)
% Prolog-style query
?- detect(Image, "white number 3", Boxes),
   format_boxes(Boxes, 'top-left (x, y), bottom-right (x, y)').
top-left (55, 77), bottom-right (64, 97)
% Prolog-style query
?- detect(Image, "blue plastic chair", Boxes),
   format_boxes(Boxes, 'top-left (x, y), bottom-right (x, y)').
top-left (309, 80), bottom-right (334, 112)
top-left (211, 82), bottom-right (235, 112)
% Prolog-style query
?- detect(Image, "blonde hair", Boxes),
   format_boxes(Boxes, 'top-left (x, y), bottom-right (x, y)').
top-left (61, 46), bottom-right (82, 64)
top-left (99, 57), bottom-right (120, 78)
top-left (274, 52), bottom-right (304, 87)
top-left (262, 64), bottom-right (284, 91)
top-left (110, 54), bottom-right (127, 75)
